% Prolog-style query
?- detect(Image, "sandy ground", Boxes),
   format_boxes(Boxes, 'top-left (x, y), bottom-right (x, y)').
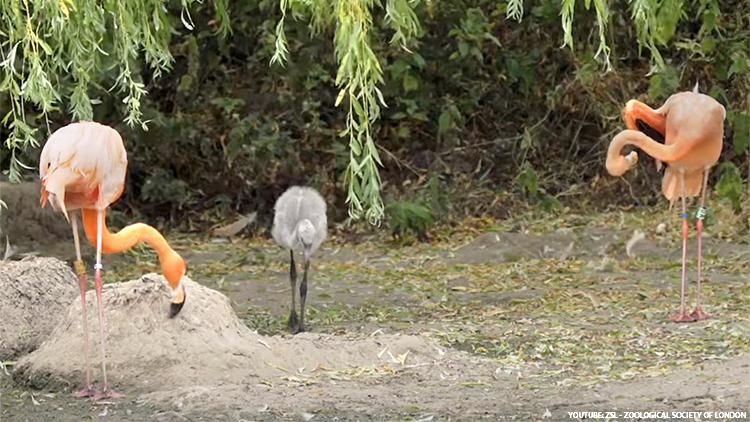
top-left (3, 263), bottom-right (508, 421)
top-left (1, 233), bottom-right (748, 420)
top-left (1, 183), bottom-right (749, 420)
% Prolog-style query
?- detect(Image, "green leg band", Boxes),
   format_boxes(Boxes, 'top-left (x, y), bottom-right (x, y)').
top-left (696, 207), bottom-right (708, 221)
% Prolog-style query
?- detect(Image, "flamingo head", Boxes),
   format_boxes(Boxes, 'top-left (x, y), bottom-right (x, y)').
top-left (39, 168), bottom-right (77, 222)
top-left (296, 219), bottom-right (316, 261)
top-left (161, 249), bottom-right (187, 318)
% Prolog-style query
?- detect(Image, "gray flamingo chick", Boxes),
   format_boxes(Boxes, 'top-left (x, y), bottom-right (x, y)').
top-left (271, 186), bottom-right (327, 333)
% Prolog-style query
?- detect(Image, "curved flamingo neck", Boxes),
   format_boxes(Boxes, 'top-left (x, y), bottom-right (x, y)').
top-left (606, 129), bottom-right (692, 176)
top-left (611, 130), bottom-right (682, 162)
top-left (81, 208), bottom-right (173, 257)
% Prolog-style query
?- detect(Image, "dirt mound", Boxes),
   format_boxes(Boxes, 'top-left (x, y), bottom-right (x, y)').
top-left (0, 181), bottom-right (71, 245)
top-left (14, 274), bottom-right (483, 411)
top-left (0, 258), bottom-right (78, 359)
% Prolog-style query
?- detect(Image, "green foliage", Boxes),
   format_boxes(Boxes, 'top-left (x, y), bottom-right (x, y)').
top-left (271, 0), bottom-right (421, 224)
top-left (140, 168), bottom-right (193, 210)
top-left (715, 162), bottom-right (743, 212)
top-left (384, 174), bottom-right (450, 241)
top-left (516, 161), bottom-right (561, 212)
top-left (449, 8), bottom-right (500, 61)
top-left (506, 0), bottom-right (524, 22)
top-left (731, 111), bottom-right (750, 156)
top-left (4, 0), bottom-right (750, 227)
top-left (648, 65), bottom-right (680, 100)
top-left (266, 0), bottom-right (706, 223)
top-left (517, 161), bottom-right (539, 198)
top-left (0, 0), bottom-right (229, 183)
top-left (385, 198), bottom-right (435, 241)
top-left (628, 0), bottom-right (688, 70)
top-left (437, 100), bottom-right (464, 140)
top-left (560, 0), bottom-right (611, 69)
top-left (426, 174), bottom-right (450, 218)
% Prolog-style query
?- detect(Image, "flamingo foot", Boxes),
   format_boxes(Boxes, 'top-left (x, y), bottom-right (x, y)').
top-left (73, 386), bottom-right (97, 398)
top-left (690, 307), bottom-right (711, 321)
top-left (288, 310), bottom-right (301, 334)
top-left (669, 311), bottom-right (696, 323)
top-left (93, 386), bottom-right (125, 400)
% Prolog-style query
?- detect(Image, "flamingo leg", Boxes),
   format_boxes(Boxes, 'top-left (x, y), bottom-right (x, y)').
top-left (288, 250), bottom-right (300, 333)
top-left (92, 208), bottom-right (123, 399)
top-left (671, 172), bottom-right (695, 322)
top-left (298, 259), bottom-right (310, 334)
top-left (691, 168), bottom-right (711, 321)
top-left (70, 212), bottom-right (95, 398)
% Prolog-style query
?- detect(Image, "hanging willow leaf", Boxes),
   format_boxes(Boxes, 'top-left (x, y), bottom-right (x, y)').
top-left (0, 0), bottom-right (230, 184)
top-left (1, 0), bottom-right (698, 225)
top-left (271, 0), bottom-right (421, 224)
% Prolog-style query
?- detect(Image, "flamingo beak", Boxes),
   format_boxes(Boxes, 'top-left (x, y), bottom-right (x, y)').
top-left (40, 177), bottom-right (50, 208)
top-left (169, 283), bottom-right (186, 318)
top-left (41, 185), bottom-right (69, 222)
top-left (55, 193), bottom-right (70, 222)
top-left (303, 247), bottom-right (311, 262)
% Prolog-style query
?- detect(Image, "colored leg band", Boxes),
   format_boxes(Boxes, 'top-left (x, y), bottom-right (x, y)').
top-left (74, 260), bottom-right (86, 276)
top-left (94, 263), bottom-right (103, 270)
top-left (680, 211), bottom-right (689, 218)
top-left (696, 207), bottom-right (707, 220)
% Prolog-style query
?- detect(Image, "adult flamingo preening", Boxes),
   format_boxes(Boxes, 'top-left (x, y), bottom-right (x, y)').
top-left (39, 121), bottom-right (187, 398)
top-left (605, 84), bottom-right (726, 322)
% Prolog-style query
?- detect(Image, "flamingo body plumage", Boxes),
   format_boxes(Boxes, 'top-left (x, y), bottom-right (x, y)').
top-left (606, 86), bottom-right (725, 322)
top-left (39, 121), bottom-right (187, 399)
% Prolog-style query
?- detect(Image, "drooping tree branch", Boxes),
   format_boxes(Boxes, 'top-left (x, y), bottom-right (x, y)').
top-left (0, 0), bottom-right (230, 184)
top-left (272, 0), bottom-right (421, 224)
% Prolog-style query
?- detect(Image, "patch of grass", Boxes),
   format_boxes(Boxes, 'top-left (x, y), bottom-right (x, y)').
top-left (309, 302), bottom-right (420, 331)
top-left (240, 307), bottom-right (287, 336)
